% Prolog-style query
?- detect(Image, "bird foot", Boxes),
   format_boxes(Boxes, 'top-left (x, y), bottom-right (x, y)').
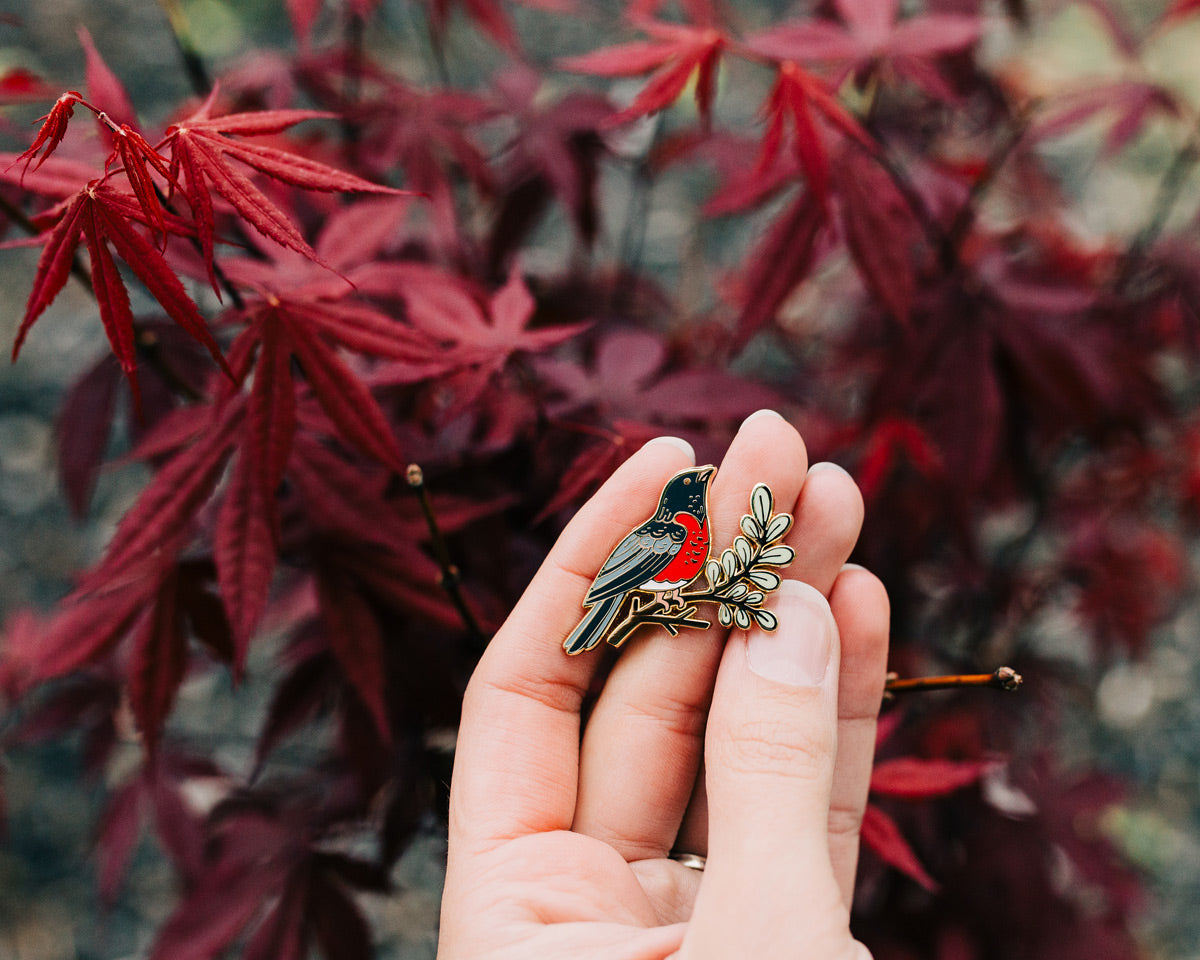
top-left (661, 595), bottom-right (686, 615)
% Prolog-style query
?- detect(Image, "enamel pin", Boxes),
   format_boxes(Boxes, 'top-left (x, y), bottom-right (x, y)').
top-left (563, 467), bottom-right (795, 654)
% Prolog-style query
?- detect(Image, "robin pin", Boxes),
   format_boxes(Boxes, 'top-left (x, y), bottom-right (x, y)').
top-left (563, 468), bottom-right (796, 655)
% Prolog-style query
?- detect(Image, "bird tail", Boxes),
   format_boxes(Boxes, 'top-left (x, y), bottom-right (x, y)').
top-left (563, 596), bottom-right (623, 655)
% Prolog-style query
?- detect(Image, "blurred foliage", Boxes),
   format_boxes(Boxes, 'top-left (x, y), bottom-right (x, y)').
top-left (2, 0), bottom-right (1200, 958)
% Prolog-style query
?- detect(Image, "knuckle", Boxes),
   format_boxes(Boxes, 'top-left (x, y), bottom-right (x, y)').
top-left (621, 687), bottom-right (708, 740)
top-left (827, 802), bottom-right (865, 842)
top-left (710, 717), bottom-right (833, 782)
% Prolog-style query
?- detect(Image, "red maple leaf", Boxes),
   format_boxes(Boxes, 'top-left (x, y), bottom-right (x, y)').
top-left (537, 327), bottom-right (785, 425)
top-left (149, 781), bottom-right (388, 960)
top-left (1032, 81), bottom-right (1181, 157)
top-left (285, 0), bottom-right (383, 48)
top-left (11, 182), bottom-right (228, 410)
top-left (425, 0), bottom-right (525, 52)
top-left (82, 398), bottom-right (244, 594)
top-left (746, 0), bottom-right (981, 99)
top-left (486, 67), bottom-right (611, 267)
top-left (211, 294), bottom-right (411, 663)
top-left (560, 20), bottom-right (729, 127)
top-left (78, 27), bottom-right (138, 133)
top-left (326, 65), bottom-right (493, 245)
top-left (750, 61), bottom-right (874, 209)
top-left (854, 416), bottom-right (944, 502)
top-left (95, 751), bottom-right (215, 905)
top-left (10, 59), bottom-right (173, 237)
top-left (832, 142), bottom-right (925, 325)
top-left (161, 86), bottom-right (412, 280)
top-left (862, 713), bottom-right (997, 890)
top-left (371, 264), bottom-right (588, 413)
top-left (1166, 0), bottom-right (1200, 20)
top-left (12, 90), bottom-right (83, 174)
top-left (728, 190), bottom-right (828, 350)
top-left (26, 556), bottom-right (235, 751)
top-left (0, 67), bottom-right (59, 104)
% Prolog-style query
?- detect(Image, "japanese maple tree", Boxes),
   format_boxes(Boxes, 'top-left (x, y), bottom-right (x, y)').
top-left (2, 0), bottom-right (1196, 956)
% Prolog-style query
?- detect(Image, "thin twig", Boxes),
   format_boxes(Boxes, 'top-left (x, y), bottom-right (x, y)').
top-left (862, 140), bottom-right (959, 273)
top-left (405, 464), bottom-right (488, 648)
top-left (1113, 123), bottom-right (1200, 292)
top-left (155, 0), bottom-right (213, 96)
top-left (945, 101), bottom-right (1037, 253)
top-left (884, 666), bottom-right (1023, 697)
top-left (605, 598), bottom-right (710, 648)
top-left (340, 9), bottom-right (364, 163)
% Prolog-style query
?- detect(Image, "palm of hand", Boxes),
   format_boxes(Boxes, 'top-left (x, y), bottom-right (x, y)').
top-left (461, 833), bottom-right (697, 958)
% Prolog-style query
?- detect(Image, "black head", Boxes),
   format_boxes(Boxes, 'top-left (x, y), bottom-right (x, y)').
top-left (655, 465), bottom-right (715, 522)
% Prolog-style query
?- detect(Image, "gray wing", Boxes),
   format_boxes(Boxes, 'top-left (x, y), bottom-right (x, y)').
top-left (583, 518), bottom-right (685, 604)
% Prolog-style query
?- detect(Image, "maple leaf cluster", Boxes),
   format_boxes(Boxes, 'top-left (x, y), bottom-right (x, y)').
top-left (2, 0), bottom-right (1199, 955)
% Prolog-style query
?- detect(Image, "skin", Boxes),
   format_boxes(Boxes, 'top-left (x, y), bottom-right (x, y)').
top-left (438, 412), bottom-right (889, 960)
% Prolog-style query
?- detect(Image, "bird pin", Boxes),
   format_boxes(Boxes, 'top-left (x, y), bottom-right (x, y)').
top-left (563, 471), bottom-right (798, 655)
top-left (564, 466), bottom-right (715, 655)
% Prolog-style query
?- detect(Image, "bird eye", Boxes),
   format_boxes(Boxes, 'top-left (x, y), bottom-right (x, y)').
top-left (683, 478), bottom-right (691, 485)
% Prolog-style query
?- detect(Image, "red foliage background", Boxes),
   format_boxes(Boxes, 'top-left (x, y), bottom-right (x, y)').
top-left (2, 0), bottom-right (1195, 956)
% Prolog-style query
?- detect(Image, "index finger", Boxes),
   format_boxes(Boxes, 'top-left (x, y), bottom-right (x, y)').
top-left (448, 436), bottom-right (697, 853)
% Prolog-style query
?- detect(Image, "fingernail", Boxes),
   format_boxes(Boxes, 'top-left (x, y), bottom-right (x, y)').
top-left (806, 461), bottom-right (852, 479)
top-left (841, 562), bottom-right (868, 573)
top-left (740, 409), bottom-right (784, 428)
top-left (644, 436), bottom-right (695, 463)
top-left (745, 580), bottom-right (834, 687)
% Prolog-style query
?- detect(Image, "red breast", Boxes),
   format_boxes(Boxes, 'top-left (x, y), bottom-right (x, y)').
top-left (648, 512), bottom-right (710, 588)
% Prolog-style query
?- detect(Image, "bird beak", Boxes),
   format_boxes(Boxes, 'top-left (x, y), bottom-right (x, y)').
top-left (696, 465), bottom-right (715, 483)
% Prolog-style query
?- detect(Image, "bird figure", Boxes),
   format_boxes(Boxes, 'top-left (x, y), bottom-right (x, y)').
top-left (564, 465), bottom-right (715, 655)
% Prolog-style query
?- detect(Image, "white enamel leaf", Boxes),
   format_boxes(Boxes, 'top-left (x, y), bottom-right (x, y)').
top-left (706, 559), bottom-right (723, 587)
top-left (747, 569), bottom-right (781, 591)
top-left (744, 591), bottom-right (765, 606)
top-left (722, 549), bottom-right (738, 578)
top-left (718, 603), bottom-right (733, 627)
top-left (751, 484), bottom-right (772, 525)
top-left (734, 536), bottom-right (753, 565)
top-left (727, 581), bottom-right (749, 599)
top-left (740, 515), bottom-right (763, 539)
top-left (753, 608), bottom-right (778, 631)
top-left (758, 544), bottom-right (795, 566)
top-left (734, 606), bottom-right (752, 629)
top-left (764, 513), bottom-right (793, 543)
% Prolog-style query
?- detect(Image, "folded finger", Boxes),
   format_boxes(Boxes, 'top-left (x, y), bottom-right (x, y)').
top-left (685, 581), bottom-right (855, 957)
top-left (827, 564), bottom-right (890, 906)
top-left (572, 410), bottom-right (808, 861)
top-left (449, 437), bottom-right (696, 855)
top-left (673, 460), bottom-right (865, 857)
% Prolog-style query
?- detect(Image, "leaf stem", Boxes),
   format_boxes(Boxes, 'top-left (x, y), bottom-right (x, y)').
top-left (945, 100), bottom-right (1036, 254)
top-left (884, 666), bottom-right (1023, 696)
top-left (405, 464), bottom-right (488, 649)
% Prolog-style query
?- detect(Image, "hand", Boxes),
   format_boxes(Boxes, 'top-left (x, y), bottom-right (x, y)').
top-left (438, 412), bottom-right (889, 960)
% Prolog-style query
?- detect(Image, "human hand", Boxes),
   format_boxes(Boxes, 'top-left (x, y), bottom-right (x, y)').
top-left (438, 412), bottom-right (889, 960)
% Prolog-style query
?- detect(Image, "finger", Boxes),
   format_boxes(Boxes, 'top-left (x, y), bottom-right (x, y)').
top-left (572, 410), bottom-right (808, 861)
top-left (674, 460), bottom-right (865, 856)
top-left (684, 580), bottom-right (854, 958)
top-left (827, 564), bottom-right (890, 906)
top-left (449, 436), bottom-right (696, 855)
